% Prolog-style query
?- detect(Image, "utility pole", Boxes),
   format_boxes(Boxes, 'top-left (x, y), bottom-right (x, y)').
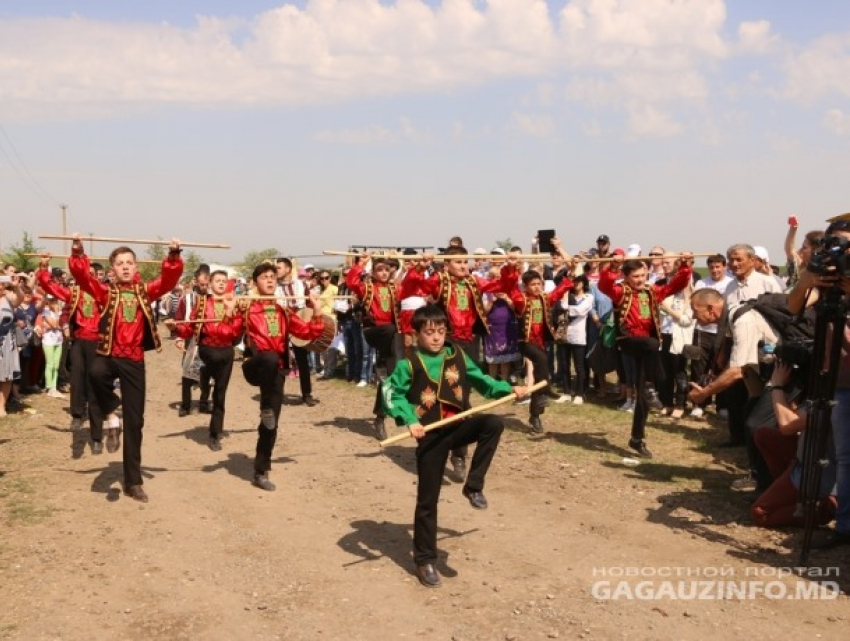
top-left (60, 203), bottom-right (68, 254)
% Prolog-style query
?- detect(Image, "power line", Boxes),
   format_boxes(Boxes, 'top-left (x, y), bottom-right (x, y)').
top-left (0, 121), bottom-right (59, 206)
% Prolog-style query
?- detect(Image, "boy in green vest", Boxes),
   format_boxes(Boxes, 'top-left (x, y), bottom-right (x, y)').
top-left (382, 304), bottom-right (527, 588)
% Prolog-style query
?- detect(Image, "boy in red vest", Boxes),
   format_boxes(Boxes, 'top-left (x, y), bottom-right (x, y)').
top-left (68, 233), bottom-right (183, 503)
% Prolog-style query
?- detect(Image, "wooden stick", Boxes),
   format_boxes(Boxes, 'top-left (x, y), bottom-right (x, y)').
top-left (582, 252), bottom-right (712, 263)
top-left (324, 250), bottom-right (546, 261)
top-left (227, 295), bottom-right (355, 301)
top-left (24, 252), bottom-right (160, 265)
top-left (379, 380), bottom-right (548, 447)
top-left (39, 234), bottom-right (230, 249)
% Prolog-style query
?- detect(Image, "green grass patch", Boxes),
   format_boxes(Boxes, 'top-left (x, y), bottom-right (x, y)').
top-left (0, 477), bottom-right (56, 526)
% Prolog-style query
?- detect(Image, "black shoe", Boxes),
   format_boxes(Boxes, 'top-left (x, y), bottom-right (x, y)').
top-left (125, 485), bottom-right (149, 503)
top-left (303, 395), bottom-right (318, 407)
top-left (719, 439), bottom-right (745, 448)
top-left (450, 456), bottom-right (467, 482)
top-left (373, 416), bottom-right (388, 441)
top-left (252, 474), bottom-right (276, 492)
top-left (178, 406), bottom-right (189, 418)
top-left (415, 563), bottom-right (442, 588)
top-left (529, 417), bottom-right (545, 434)
top-left (811, 530), bottom-right (850, 550)
top-left (198, 401), bottom-right (212, 414)
top-left (628, 438), bottom-right (653, 459)
top-left (209, 436), bottom-right (222, 452)
top-left (70, 417), bottom-right (83, 431)
top-left (462, 486), bottom-right (488, 510)
top-left (91, 441), bottom-right (103, 455)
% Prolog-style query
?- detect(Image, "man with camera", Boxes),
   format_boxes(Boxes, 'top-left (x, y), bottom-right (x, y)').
top-left (786, 218), bottom-right (850, 549)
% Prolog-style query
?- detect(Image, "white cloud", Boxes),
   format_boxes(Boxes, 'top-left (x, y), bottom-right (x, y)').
top-left (626, 104), bottom-right (683, 139)
top-left (0, 0), bottom-right (735, 126)
top-left (313, 116), bottom-right (425, 144)
top-left (314, 124), bottom-right (392, 144)
top-left (784, 33), bottom-right (850, 102)
top-left (510, 112), bottom-right (555, 137)
top-left (736, 20), bottom-right (778, 54)
top-left (824, 108), bottom-right (850, 136)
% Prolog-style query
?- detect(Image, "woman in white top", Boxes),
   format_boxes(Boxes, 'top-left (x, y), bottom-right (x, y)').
top-left (41, 295), bottom-right (66, 398)
top-left (555, 274), bottom-right (596, 405)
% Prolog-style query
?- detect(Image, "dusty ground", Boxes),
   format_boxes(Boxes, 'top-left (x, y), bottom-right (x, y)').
top-left (1, 341), bottom-right (848, 640)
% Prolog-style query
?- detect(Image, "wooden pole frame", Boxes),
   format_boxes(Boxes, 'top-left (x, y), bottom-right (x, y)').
top-left (39, 234), bottom-right (230, 249)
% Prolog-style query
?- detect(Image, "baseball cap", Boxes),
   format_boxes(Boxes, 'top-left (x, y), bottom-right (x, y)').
top-left (303, 264), bottom-right (315, 271)
top-left (626, 244), bottom-right (641, 257)
top-left (402, 248), bottom-right (418, 256)
top-left (612, 248), bottom-right (625, 257)
top-left (51, 267), bottom-right (64, 278)
top-left (491, 247), bottom-right (506, 256)
top-left (597, 234), bottom-right (610, 243)
top-left (753, 246), bottom-right (770, 263)
top-left (473, 247), bottom-right (487, 255)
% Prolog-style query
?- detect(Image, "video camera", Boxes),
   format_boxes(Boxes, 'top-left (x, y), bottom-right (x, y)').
top-left (807, 233), bottom-right (850, 276)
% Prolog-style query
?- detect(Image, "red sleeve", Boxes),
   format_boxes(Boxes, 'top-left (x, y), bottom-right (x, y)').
top-left (287, 308), bottom-right (328, 342)
top-left (36, 269), bottom-right (72, 303)
top-left (68, 252), bottom-right (108, 306)
top-left (401, 266), bottom-right (440, 298)
top-left (145, 253), bottom-right (183, 301)
top-left (597, 266), bottom-right (623, 305)
top-left (546, 277), bottom-right (574, 306)
top-left (346, 265), bottom-right (366, 298)
top-left (655, 265), bottom-right (692, 300)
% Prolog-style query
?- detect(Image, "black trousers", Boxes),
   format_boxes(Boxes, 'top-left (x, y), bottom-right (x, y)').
top-left (90, 356), bottom-right (146, 487)
top-left (69, 339), bottom-right (104, 440)
top-left (198, 345), bottom-right (234, 437)
top-left (520, 342), bottom-right (550, 417)
top-left (727, 380), bottom-right (750, 443)
top-left (363, 324), bottom-right (397, 418)
top-left (413, 414), bottom-right (504, 565)
top-left (556, 342), bottom-right (586, 397)
top-left (242, 351), bottom-right (284, 474)
top-left (619, 337), bottom-right (661, 442)
top-left (290, 344), bottom-right (313, 398)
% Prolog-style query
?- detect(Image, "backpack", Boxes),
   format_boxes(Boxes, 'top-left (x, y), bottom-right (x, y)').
top-left (731, 293), bottom-right (815, 345)
top-left (553, 302), bottom-right (569, 344)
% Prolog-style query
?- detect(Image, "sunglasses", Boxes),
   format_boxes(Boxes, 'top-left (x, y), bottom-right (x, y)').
top-left (648, 252), bottom-right (663, 257)
top-left (319, 275), bottom-right (330, 280)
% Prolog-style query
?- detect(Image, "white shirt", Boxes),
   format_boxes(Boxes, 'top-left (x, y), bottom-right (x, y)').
top-left (566, 293), bottom-right (594, 346)
top-left (724, 271), bottom-right (782, 309)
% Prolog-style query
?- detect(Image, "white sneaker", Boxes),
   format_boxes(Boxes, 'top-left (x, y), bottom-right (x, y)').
top-left (515, 398), bottom-right (531, 405)
top-left (572, 396), bottom-right (584, 406)
top-left (619, 399), bottom-right (634, 412)
top-left (554, 394), bottom-right (570, 404)
top-left (689, 407), bottom-right (704, 418)
top-left (48, 389), bottom-right (66, 399)
top-left (356, 380), bottom-right (368, 388)
top-left (626, 403), bottom-right (634, 414)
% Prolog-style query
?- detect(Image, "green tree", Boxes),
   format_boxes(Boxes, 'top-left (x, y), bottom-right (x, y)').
top-left (1, 231), bottom-right (42, 272)
top-left (240, 248), bottom-right (280, 278)
top-left (182, 250), bottom-right (206, 278)
top-left (494, 238), bottom-right (513, 252)
top-left (138, 242), bottom-right (167, 282)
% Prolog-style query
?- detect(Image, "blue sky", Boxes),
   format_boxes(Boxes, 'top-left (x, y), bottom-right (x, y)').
top-left (1, 1), bottom-right (849, 266)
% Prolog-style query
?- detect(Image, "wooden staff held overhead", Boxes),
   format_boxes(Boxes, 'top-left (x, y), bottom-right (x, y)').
top-left (25, 252), bottom-right (161, 265)
top-left (324, 249), bottom-right (544, 261)
top-left (40, 234), bottom-right (230, 249)
top-left (583, 252), bottom-right (710, 263)
top-left (379, 380), bottom-right (547, 447)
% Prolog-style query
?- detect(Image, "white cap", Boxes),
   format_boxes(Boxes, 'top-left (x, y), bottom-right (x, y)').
top-left (473, 247), bottom-right (487, 255)
top-left (303, 264), bottom-right (315, 270)
top-left (626, 243), bottom-right (641, 257)
top-left (753, 246), bottom-right (769, 263)
top-left (491, 247), bottom-right (506, 256)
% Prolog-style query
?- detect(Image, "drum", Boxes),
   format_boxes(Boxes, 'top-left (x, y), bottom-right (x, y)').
top-left (290, 308), bottom-right (337, 353)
